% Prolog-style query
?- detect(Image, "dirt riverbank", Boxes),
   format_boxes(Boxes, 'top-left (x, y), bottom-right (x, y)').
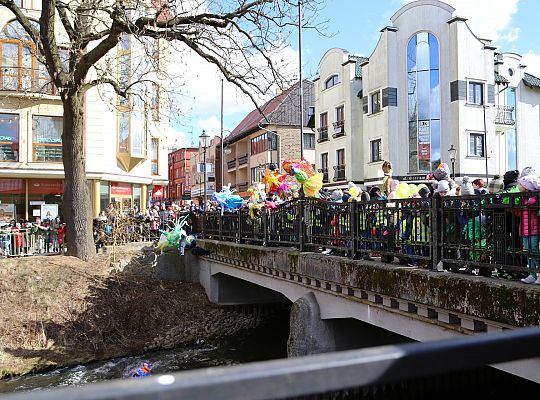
top-left (0, 247), bottom-right (259, 379)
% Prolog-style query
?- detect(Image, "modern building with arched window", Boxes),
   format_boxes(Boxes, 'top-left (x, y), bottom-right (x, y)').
top-left (0, 4), bottom-right (169, 222)
top-left (314, 0), bottom-right (540, 187)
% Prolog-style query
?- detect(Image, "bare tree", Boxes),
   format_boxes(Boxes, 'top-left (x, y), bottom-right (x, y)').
top-left (0, 0), bottom-right (323, 261)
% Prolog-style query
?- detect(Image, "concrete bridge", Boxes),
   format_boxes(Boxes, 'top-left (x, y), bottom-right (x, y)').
top-left (168, 239), bottom-right (540, 383)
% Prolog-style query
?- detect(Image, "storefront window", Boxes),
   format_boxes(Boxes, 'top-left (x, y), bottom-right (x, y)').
top-left (32, 115), bottom-right (63, 162)
top-left (133, 184), bottom-right (141, 210)
top-left (151, 138), bottom-right (159, 175)
top-left (0, 178), bottom-right (25, 222)
top-left (27, 179), bottom-right (63, 221)
top-left (0, 113), bottom-right (19, 161)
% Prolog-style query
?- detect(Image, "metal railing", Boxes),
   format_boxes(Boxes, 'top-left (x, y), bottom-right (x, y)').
top-left (238, 153), bottom-right (248, 166)
top-left (6, 326), bottom-right (540, 400)
top-left (317, 127), bottom-right (329, 143)
top-left (495, 105), bottom-right (515, 125)
top-left (318, 167), bottom-right (329, 183)
top-left (333, 165), bottom-right (346, 181)
top-left (227, 158), bottom-right (237, 170)
top-left (332, 120), bottom-right (345, 137)
top-left (0, 228), bottom-right (63, 257)
top-left (193, 192), bottom-right (540, 275)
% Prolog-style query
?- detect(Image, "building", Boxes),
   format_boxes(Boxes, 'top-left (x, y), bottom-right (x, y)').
top-left (314, 0), bottom-right (540, 186)
top-left (314, 50), bottom-right (367, 188)
top-left (0, 3), bottom-right (169, 222)
top-left (190, 135), bottom-right (221, 204)
top-left (224, 80), bottom-right (315, 197)
top-left (168, 147), bottom-right (198, 203)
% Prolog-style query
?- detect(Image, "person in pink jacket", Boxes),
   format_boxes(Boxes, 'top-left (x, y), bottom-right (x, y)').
top-left (518, 175), bottom-right (540, 284)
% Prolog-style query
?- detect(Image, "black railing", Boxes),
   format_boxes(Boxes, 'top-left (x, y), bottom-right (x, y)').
top-left (238, 153), bottom-right (248, 166)
top-left (318, 168), bottom-right (329, 183)
top-left (333, 164), bottom-right (346, 181)
top-left (332, 120), bottom-right (345, 138)
top-left (227, 158), bottom-right (237, 170)
top-left (317, 127), bottom-right (329, 143)
top-left (193, 192), bottom-right (540, 276)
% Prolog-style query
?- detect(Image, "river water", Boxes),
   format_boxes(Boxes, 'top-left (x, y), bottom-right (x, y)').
top-left (0, 311), bottom-right (290, 394)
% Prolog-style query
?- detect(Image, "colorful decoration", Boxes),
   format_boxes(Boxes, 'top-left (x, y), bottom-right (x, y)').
top-left (282, 159), bottom-right (323, 198)
top-left (212, 185), bottom-right (244, 212)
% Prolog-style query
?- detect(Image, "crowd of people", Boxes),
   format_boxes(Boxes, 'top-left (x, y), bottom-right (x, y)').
top-left (0, 216), bottom-right (66, 256)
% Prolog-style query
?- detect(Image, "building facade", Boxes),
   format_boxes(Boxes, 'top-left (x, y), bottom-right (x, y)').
top-left (167, 147), bottom-right (198, 203)
top-left (314, 50), bottom-right (367, 188)
top-left (0, 3), bottom-right (169, 222)
top-left (224, 80), bottom-right (315, 197)
top-left (190, 135), bottom-right (221, 204)
top-left (314, 0), bottom-right (540, 186)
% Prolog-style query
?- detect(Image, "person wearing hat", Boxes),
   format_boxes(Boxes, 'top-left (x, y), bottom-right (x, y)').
top-left (433, 180), bottom-right (450, 197)
top-left (369, 186), bottom-right (385, 200)
top-left (460, 176), bottom-right (475, 196)
top-left (487, 174), bottom-right (504, 194)
top-left (503, 170), bottom-right (520, 191)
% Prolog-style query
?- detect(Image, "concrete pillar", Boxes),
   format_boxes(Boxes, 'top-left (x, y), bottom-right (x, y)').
top-left (92, 180), bottom-right (100, 217)
top-left (141, 184), bottom-right (148, 209)
top-left (287, 292), bottom-right (336, 357)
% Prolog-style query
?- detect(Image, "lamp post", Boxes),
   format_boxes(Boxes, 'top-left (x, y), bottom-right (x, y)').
top-left (222, 130), bottom-right (232, 190)
top-left (448, 144), bottom-right (457, 181)
top-left (199, 130), bottom-right (210, 210)
top-left (298, 0), bottom-right (304, 161)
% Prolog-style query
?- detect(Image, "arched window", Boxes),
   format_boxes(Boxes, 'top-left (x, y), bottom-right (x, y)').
top-left (0, 20), bottom-right (60, 95)
top-left (407, 32), bottom-right (440, 172)
top-left (324, 74), bottom-right (339, 89)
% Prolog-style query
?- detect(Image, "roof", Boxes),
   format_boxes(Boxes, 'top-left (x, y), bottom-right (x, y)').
top-left (523, 72), bottom-right (540, 89)
top-left (225, 80), bottom-right (314, 145)
top-left (348, 55), bottom-right (369, 78)
top-left (494, 72), bottom-right (508, 84)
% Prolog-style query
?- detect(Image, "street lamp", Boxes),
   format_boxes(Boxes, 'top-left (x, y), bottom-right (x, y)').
top-left (199, 130), bottom-right (210, 210)
top-left (448, 144), bottom-right (457, 181)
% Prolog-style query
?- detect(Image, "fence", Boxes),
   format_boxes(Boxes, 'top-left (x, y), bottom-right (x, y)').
top-left (0, 228), bottom-right (63, 257)
top-left (193, 192), bottom-right (540, 275)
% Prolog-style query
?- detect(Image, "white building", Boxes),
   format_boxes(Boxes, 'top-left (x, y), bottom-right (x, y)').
top-left (315, 0), bottom-right (540, 186)
top-left (0, 2), bottom-right (169, 221)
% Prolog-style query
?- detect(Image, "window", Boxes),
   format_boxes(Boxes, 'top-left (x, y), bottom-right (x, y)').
top-left (0, 113), bottom-right (19, 161)
top-left (336, 105), bottom-right (344, 122)
top-left (151, 138), bottom-right (159, 175)
top-left (336, 149), bottom-right (345, 166)
top-left (32, 115), bottom-right (62, 162)
top-left (371, 91), bottom-right (381, 114)
top-left (407, 32), bottom-right (441, 172)
top-left (469, 133), bottom-right (485, 157)
top-left (320, 153), bottom-right (328, 170)
top-left (251, 132), bottom-right (276, 155)
top-left (324, 74), bottom-right (339, 89)
top-left (100, 181), bottom-right (109, 213)
top-left (118, 111), bottom-right (129, 153)
top-left (370, 139), bottom-right (382, 162)
top-left (320, 112), bottom-right (328, 128)
top-left (0, 20), bottom-right (57, 95)
top-left (118, 33), bottom-right (131, 106)
top-left (468, 82), bottom-right (484, 105)
top-left (303, 132), bottom-right (315, 149)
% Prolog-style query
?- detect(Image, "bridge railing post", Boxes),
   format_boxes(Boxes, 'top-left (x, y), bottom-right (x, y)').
top-left (218, 213), bottom-right (223, 241)
top-left (238, 209), bottom-right (243, 243)
top-left (431, 196), bottom-right (442, 271)
top-left (298, 198), bottom-right (304, 252)
top-left (263, 208), bottom-right (268, 246)
top-left (349, 201), bottom-right (357, 259)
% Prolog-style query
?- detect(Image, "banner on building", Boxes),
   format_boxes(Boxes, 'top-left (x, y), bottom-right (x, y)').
top-left (0, 178), bottom-right (24, 194)
top-left (28, 179), bottom-right (64, 195)
top-left (110, 182), bottom-right (132, 196)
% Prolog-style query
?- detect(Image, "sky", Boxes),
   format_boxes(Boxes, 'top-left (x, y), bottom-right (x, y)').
top-left (167, 0), bottom-right (540, 149)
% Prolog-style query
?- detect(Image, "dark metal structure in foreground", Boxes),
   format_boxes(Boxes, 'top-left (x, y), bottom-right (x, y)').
top-left (5, 326), bottom-right (540, 399)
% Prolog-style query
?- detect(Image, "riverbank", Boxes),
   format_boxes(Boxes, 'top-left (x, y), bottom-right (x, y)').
top-left (0, 247), bottom-right (260, 379)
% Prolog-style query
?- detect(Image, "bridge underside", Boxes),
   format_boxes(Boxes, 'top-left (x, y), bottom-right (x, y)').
top-left (192, 239), bottom-right (540, 383)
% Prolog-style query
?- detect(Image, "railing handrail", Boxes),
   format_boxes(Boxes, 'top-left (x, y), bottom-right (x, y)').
top-left (7, 326), bottom-right (540, 400)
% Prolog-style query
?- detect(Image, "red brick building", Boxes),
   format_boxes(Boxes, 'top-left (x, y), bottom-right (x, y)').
top-left (168, 147), bottom-right (198, 203)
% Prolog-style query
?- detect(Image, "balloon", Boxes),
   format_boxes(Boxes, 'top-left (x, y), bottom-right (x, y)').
top-left (293, 168), bottom-right (309, 183)
top-left (395, 182), bottom-right (411, 199)
top-left (303, 173), bottom-right (323, 198)
top-left (212, 188), bottom-right (244, 211)
top-left (408, 183), bottom-right (418, 196)
top-left (348, 183), bottom-right (361, 198)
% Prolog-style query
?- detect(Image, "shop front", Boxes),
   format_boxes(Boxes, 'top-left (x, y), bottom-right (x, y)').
top-left (0, 178), bottom-right (63, 222)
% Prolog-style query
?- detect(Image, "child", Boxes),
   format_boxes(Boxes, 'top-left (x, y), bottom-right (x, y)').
top-left (518, 175), bottom-right (540, 284)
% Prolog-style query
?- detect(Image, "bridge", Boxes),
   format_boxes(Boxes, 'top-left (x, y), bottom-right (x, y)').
top-left (187, 238), bottom-right (540, 383)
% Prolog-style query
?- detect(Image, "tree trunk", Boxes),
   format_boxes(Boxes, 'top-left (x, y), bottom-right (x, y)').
top-left (62, 89), bottom-right (94, 261)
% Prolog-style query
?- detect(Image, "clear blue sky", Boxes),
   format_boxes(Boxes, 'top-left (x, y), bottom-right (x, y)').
top-left (174, 0), bottom-right (540, 147)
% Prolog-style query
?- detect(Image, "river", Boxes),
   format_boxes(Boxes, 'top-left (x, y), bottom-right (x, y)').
top-left (0, 311), bottom-right (290, 394)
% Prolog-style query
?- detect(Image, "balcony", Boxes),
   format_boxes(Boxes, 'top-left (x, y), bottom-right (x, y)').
top-left (0, 67), bottom-right (59, 96)
top-left (317, 127), bottom-right (329, 143)
top-left (318, 168), bottom-right (329, 183)
top-left (227, 158), bottom-right (237, 170)
top-left (495, 105), bottom-right (515, 125)
top-left (238, 153), bottom-right (248, 167)
top-left (333, 165), bottom-right (346, 182)
top-left (332, 121), bottom-right (345, 138)
top-left (238, 182), bottom-right (249, 192)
